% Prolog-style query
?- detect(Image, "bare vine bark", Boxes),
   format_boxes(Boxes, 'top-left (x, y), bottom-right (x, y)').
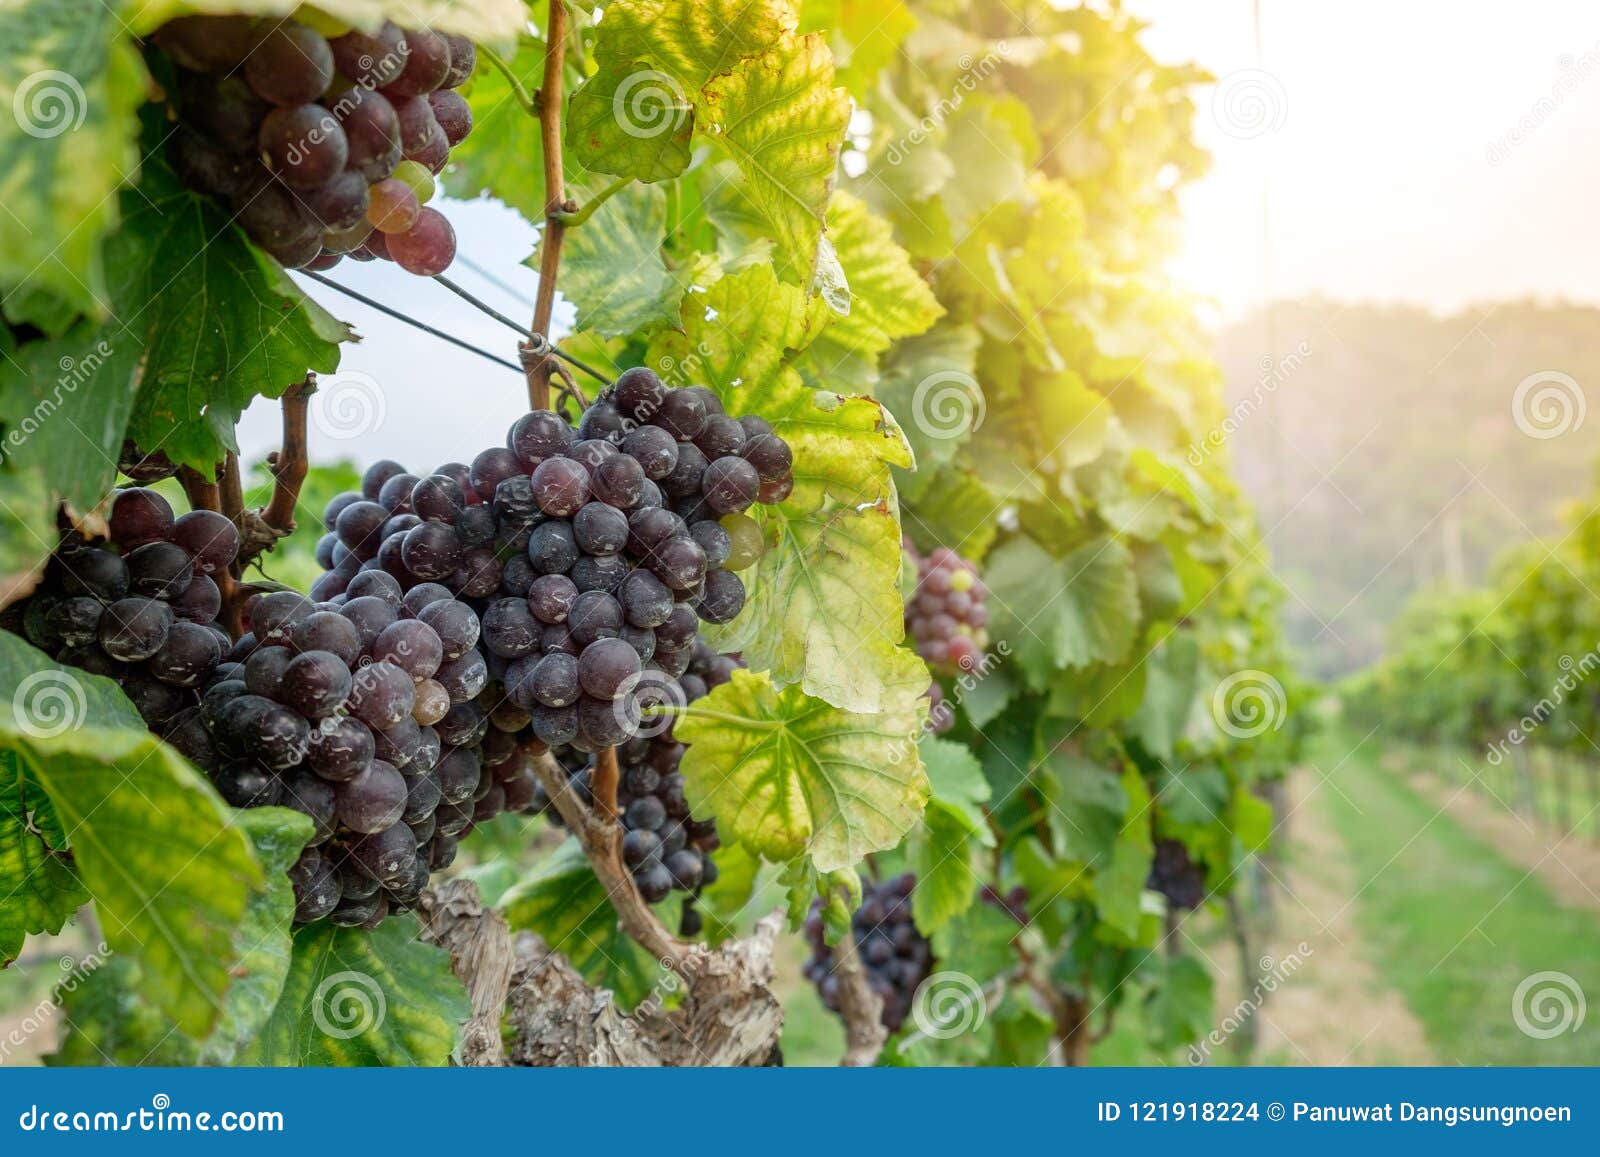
top-left (832, 925), bottom-right (888, 1066)
top-left (419, 879), bottom-right (785, 1067)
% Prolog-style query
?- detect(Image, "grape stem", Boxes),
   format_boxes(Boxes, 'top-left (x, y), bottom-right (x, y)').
top-left (832, 914), bottom-right (888, 1066)
top-left (479, 43), bottom-right (540, 117)
top-left (591, 745), bottom-right (620, 821)
top-left (528, 750), bottom-right (689, 969)
top-left (258, 375), bottom-right (312, 547)
top-left (525, 0), bottom-right (575, 410)
top-left (553, 175), bottom-right (635, 227)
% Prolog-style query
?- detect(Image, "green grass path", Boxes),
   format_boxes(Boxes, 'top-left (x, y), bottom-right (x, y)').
top-left (1318, 729), bottom-right (1600, 1064)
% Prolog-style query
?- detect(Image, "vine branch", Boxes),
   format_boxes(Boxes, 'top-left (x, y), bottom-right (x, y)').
top-left (529, 751), bottom-right (688, 969)
top-left (832, 923), bottom-right (888, 1067)
top-left (524, 0), bottom-right (575, 410)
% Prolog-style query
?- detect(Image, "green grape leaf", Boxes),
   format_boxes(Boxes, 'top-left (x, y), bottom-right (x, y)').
top-left (701, 33), bottom-right (851, 281)
top-left (696, 839), bottom-right (763, 946)
top-left (1093, 765), bottom-right (1154, 940)
top-left (0, 0), bottom-right (146, 313)
top-left (1041, 750), bottom-right (1127, 867)
top-left (799, 0), bottom-right (914, 92)
top-left (108, 147), bottom-right (350, 470)
top-left (566, 57), bottom-right (695, 182)
top-left (920, 736), bottom-right (992, 835)
top-left (717, 499), bottom-right (922, 713)
top-left (928, 893), bottom-right (1019, 982)
top-left (0, 632), bottom-right (265, 1037)
top-left (238, 916), bottom-right (466, 1066)
top-left (198, 807), bottom-right (312, 1065)
top-left (0, 751), bottom-right (87, 966)
top-left (0, 322), bottom-right (147, 586)
top-left (447, 35), bottom-right (545, 220)
top-left (48, 954), bottom-right (199, 1067)
top-left (898, 467), bottom-right (1000, 563)
top-left (908, 801), bottom-right (980, 935)
top-left (675, 668), bottom-right (930, 873)
top-left (815, 191), bottom-right (943, 356)
top-left (577, 0), bottom-right (796, 93)
top-left (551, 180), bottom-right (682, 337)
top-left (988, 988), bottom-right (1057, 1066)
top-left (1130, 631), bottom-right (1199, 760)
top-left (987, 534), bottom-right (1142, 685)
top-left (565, 0), bottom-right (793, 184)
top-left (877, 324), bottom-right (983, 475)
top-left (1144, 953), bottom-right (1213, 1051)
top-left (499, 839), bottom-right (656, 1007)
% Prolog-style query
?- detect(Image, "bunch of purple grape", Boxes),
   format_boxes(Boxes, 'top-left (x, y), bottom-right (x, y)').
top-left (189, 572), bottom-right (533, 928)
top-left (313, 368), bottom-right (789, 753)
top-left (3, 489), bottom-right (239, 728)
top-left (903, 538), bottom-right (989, 673)
top-left (152, 13), bottom-right (475, 274)
top-left (1147, 838), bottom-right (1207, 911)
top-left (902, 539), bottom-right (989, 736)
top-left (803, 873), bottom-right (933, 1032)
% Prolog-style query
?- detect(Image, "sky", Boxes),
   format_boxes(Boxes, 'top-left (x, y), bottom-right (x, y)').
top-left (237, 0), bottom-right (1600, 471)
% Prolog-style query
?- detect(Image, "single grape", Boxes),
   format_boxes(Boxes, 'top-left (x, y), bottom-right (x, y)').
top-left (215, 760), bottom-right (283, 809)
top-left (170, 510), bottom-right (240, 576)
top-left (336, 86), bottom-right (403, 180)
top-left (590, 453), bottom-right (647, 509)
top-left (481, 597), bottom-right (540, 659)
top-left (530, 457), bottom-right (590, 517)
top-left (650, 535), bottom-right (708, 592)
top-left (401, 520), bottom-right (462, 580)
top-left (652, 389), bottom-right (708, 442)
top-left (527, 573), bottom-right (579, 624)
top-left (384, 29), bottom-right (451, 96)
top-left (435, 651), bottom-right (488, 702)
top-left (391, 158), bottom-right (437, 204)
top-left (302, 716), bottom-right (374, 783)
top-left (298, 169), bottom-right (370, 232)
top-left (279, 650), bottom-right (355, 718)
top-left (347, 660), bottom-right (416, 728)
top-left (572, 502), bottom-right (629, 555)
top-left (418, 600), bottom-right (479, 659)
top-left (697, 413), bottom-right (747, 459)
top-left (428, 89), bottom-right (472, 145)
top-left (722, 513), bottom-right (764, 570)
top-left (329, 21), bottom-right (410, 89)
top-left (109, 488), bottom-right (175, 549)
top-left (148, 621), bottom-right (222, 687)
top-left (527, 521), bottom-right (579, 575)
top-left (619, 569), bottom-right (674, 629)
top-left (98, 597), bottom-right (173, 662)
top-left (258, 104), bottom-right (348, 189)
top-left (695, 568), bottom-right (746, 624)
top-left (387, 206), bottom-right (455, 275)
top-left (613, 367), bottom-right (667, 420)
top-left (242, 21), bottom-right (335, 107)
top-left (366, 176), bottom-right (421, 234)
top-left (568, 591), bottom-right (623, 647)
top-left (126, 541), bottom-right (194, 600)
top-left (577, 637), bottom-right (641, 700)
top-left (335, 759), bottom-right (409, 835)
top-left (701, 456), bottom-right (760, 515)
